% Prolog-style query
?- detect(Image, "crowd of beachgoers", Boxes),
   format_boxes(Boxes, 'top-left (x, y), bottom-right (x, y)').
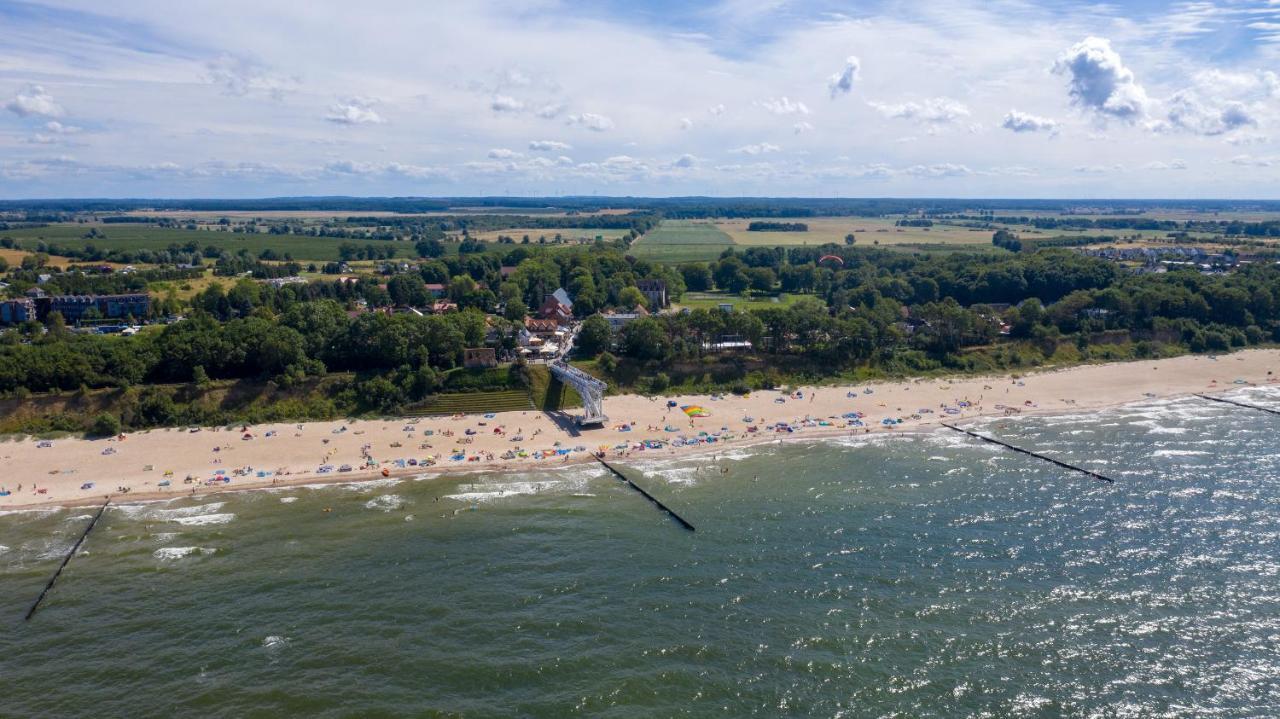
top-left (3, 350), bottom-right (1278, 510)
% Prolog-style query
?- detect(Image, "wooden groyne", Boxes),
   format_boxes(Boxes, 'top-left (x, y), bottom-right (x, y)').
top-left (24, 498), bottom-right (110, 622)
top-left (941, 424), bottom-right (1115, 484)
top-left (1195, 393), bottom-right (1280, 417)
top-left (594, 456), bottom-right (696, 532)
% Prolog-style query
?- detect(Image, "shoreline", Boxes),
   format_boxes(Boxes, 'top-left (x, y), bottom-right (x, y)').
top-left (3, 349), bottom-right (1278, 511)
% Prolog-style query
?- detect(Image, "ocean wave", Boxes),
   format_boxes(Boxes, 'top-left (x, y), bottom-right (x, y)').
top-left (113, 501), bottom-right (226, 523)
top-left (153, 546), bottom-right (215, 561)
top-left (445, 477), bottom-right (585, 503)
top-left (1152, 449), bottom-right (1210, 457)
top-left (344, 477), bottom-right (403, 491)
top-left (262, 635), bottom-right (289, 649)
top-left (279, 497), bottom-right (298, 504)
top-left (0, 507), bottom-right (64, 519)
top-left (172, 513), bottom-right (236, 526)
top-left (364, 494), bottom-right (406, 512)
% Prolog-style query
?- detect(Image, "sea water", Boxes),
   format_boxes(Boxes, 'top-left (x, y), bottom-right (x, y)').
top-left (2, 390), bottom-right (1279, 717)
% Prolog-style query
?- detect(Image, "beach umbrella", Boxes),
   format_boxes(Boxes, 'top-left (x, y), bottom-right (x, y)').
top-left (681, 405), bottom-right (710, 417)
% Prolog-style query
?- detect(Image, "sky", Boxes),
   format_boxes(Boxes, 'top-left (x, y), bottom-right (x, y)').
top-left (1, 0), bottom-right (1279, 199)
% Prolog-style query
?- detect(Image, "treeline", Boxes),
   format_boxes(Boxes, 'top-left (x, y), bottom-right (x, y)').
top-left (574, 247), bottom-right (1280, 380)
top-left (747, 221), bottom-right (808, 232)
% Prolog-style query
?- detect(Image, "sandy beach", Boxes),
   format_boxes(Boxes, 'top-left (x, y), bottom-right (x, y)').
top-left (3, 349), bottom-right (1278, 510)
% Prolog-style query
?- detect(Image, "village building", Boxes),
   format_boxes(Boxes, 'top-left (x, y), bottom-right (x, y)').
top-left (600, 304), bottom-right (649, 330)
top-left (0, 298), bottom-right (36, 324)
top-left (636, 278), bottom-right (668, 309)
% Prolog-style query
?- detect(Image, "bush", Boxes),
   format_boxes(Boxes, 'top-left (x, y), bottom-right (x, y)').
top-left (90, 412), bottom-right (121, 437)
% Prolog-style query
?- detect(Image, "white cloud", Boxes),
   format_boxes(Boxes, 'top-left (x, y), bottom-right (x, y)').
top-left (6, 85), bottom-right (64, 118)
top-left (904, 163), bottom-right (971, 177)
top-left (1143, 159), bottom-right (1187, 170)
top-left (1053, 37), bottom-right (1150, 122)
top-left (828, 55), bottom-right (861, 99)
top-left (731, 142), bottom-right (781, 155)
top-left (1164, 90), bottom-right (1258, 136)
top-left (869, 98), bottom-right (970, 125)
top-left (672, 153), bottom-right (698, 168)
top-left (491, 95), bottom-right (525, 113)
top-left (535, 102), bottom-right (566, 119)
top-left (487, 148), bottom-right (520, 159)
top-left (43, 120), bottom-right (80, 134)
top-left (679, 117), bottom-right (693, 130)
top-left (1192, 69), bottom-right (1279, 100)
top-left (793, 121), bottom-right (813, 134)
top-left (1073, 164), bottom-right (1123, 173)
top-left (565, 113), bottom-right (614, 131)
top-left (204, 54), bottom-right (297, 99)
top-left (528, 140), bottom-right (571, 151)
top-left (1230, 154), bottom-right (1274, 167)
top-left (325, 159), bottom-right (441, 179)
top-left (1001, 110), bottom-right (1058, 134)
top-left (1227, 132), bottom-right (1269, 146)
top-left (325, 98), bottom-right (384, 125)
top-left (758, 96), bottom-right (809, 116)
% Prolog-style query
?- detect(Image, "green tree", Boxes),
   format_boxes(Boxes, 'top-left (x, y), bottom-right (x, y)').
top-left (90, 412), bottom-right (121, 437)
top-left (621, 317), bottom-right (670, 362)
top-left (618, 285), bottom-right (647, 309)
top-left (576, 314), bottom-right (613, 357)
top-left (387, 273), bottom-right (428, 307)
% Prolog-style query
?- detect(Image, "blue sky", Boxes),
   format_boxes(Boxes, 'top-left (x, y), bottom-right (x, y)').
top-left (1, 0), bottom-right (1279, 198)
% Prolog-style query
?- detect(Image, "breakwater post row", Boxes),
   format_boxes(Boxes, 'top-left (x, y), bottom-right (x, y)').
top-left (24, 498), bottom-right (111, 622)
top-left (1195, 393), bottom-right (1280, 417)
top-left (594, 456), bottom-right (696, 532)
top-left (940, 424), bottom-right (1115, 484)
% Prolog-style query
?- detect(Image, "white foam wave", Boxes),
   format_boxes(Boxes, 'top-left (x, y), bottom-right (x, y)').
top-left (0, 508), bottom-right (63, 519)
top-left (364, 494), bottom-right (405, 512)
top-left (172, 513), bottom-right (236, 526)
top-left (345, 477), bottom-right (403, 491)
top-left (153, 546), bottom-right (215, 560)
top-left (446, 477), bottom-right (586, 503)
top-left (1153, 449), bottom-right (1209, 457)
top-left (279, 497), bottom-right (298, 504)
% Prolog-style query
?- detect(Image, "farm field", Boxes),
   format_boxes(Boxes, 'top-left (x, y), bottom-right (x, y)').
top-left (466, 227), bottom-right (631, 243)
top-left (628, 220), bottom-right (735, 263)
top-left (720, 217), bottom-right (995, 247)
top-left (0, 223), bottom-right (367, 261)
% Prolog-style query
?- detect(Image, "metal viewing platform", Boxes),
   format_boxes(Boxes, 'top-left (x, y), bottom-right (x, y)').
top-left (550, 360), bottom-right (608, 427)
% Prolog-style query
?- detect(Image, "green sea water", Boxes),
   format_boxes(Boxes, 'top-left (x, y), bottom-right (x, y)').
top-left (2, 391), bottom-right (1279, 717)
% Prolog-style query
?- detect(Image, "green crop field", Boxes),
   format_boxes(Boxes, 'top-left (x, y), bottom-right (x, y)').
top-left (628, 220), bottom-right (735, 263)
top-left (0, 223), bottom-right (362, 261)
top-left (468, 227), bottom-right (631, 243)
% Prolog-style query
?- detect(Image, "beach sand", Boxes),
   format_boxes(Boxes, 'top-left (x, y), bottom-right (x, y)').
top-left (3, 349), bottom-right (1278, 510)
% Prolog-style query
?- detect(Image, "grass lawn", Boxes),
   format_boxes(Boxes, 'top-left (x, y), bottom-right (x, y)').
top-left (628, 220), bottom-right (735, 263)
top-left (675, 290), bottom-right (806, 311)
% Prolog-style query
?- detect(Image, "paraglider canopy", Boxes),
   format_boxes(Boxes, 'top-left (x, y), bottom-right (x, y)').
top-left (818, 254), bottom-right (844, 267)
